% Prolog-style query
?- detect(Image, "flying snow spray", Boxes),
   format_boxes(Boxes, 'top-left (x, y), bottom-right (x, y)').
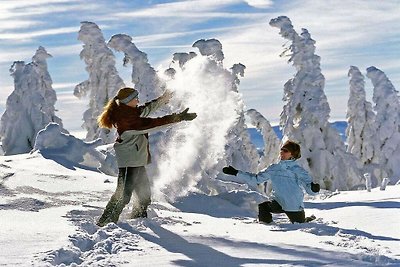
top-left (152, 56), bottom-right (241, 202)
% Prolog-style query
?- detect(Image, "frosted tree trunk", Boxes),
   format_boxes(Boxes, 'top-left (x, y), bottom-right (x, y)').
top-left (0, 47), bottom-right (66, 155)
top-left (270, 16), bottom-right (362, 190)
top-left (367, 66), bottom-right (400, 184)
top-left (75, 21), bottom-right (125, 143)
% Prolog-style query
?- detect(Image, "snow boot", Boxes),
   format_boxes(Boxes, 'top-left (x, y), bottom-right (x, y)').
top-left (130, 206), bottom-right (148, 219)
top-left (96, 215), bottom-right (114, 227)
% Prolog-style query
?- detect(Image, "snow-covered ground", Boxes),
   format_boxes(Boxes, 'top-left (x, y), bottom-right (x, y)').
top-left (1, 152), bottom-right (399, 266)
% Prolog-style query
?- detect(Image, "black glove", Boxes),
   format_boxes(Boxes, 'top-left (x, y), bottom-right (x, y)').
top-left (311, 182), bottom-right (320, 193)
top-left (222, 166), bottom-right (238, 176)
top-left (179, 108), bottom-right (197, 121)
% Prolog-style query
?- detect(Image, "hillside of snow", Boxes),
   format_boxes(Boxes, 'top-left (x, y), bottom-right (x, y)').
top-left (1, 152), bottom-right (399, 266)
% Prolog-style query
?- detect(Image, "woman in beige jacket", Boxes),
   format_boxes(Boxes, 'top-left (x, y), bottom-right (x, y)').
top-left (96, 87), bottom-right (196, 226)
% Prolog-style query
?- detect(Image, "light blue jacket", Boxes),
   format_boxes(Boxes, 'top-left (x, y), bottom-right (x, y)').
top-left (237, 160), bottom-right (316, 211)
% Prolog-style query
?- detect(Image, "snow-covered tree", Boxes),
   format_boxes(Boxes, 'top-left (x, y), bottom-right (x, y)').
top-left (0, 47), bottom-right (66, 155)
top-left (74, 21), bottom-right (125, 143)
top-left (246, 109), bottom-right (280, 171)
top-left (108, 34), bottom-right (164, 103)
top-left (346, 66), bottom-right (378, 164)
top-left (270, 16), bottom-right (362, 190)
top-left (367, 66), bottom-right (400, 184)
top-left (346, 66), bottom-right (385, 185)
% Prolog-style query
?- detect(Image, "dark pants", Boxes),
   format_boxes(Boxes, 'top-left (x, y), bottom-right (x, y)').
top-left (97, 166), bottom-right (151, 226)
top-left (258, 200), bottom-right (305, 224)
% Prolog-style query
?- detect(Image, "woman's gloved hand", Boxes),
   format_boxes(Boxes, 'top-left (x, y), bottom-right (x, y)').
top-left (222, 166), bottom-right (238, 176)
top-left (179, 108), bottom-right (197, 121)
top-left (311, 182), bottom-right (320, 192)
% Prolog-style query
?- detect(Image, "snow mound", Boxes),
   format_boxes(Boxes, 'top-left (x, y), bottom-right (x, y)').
top-left (33, 122), bottom-right (115, 175)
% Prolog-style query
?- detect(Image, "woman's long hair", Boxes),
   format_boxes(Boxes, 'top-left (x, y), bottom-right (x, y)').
top-left (97, 97), bottom-right (118, 129)
top-left (97, 87), bottom-right (137, 129)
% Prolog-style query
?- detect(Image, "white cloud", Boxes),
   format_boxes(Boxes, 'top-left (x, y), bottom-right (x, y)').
top-left (46, 44), bottom-right (82, 57)
top-left (0, 1), bottom-right (101, 34)
top-left (53, 83), bottom-right (78, 90)
top-left (0, 26), bottom-right (79, 41)
top-left (114, 0), bottom-right (241, 18)
top-left (107, 0), bottom-right (268, 23)
top-left (0, 0), bottom-right (89, 19)
top-left (132, 22), bottom-right (266, 44)
top-left (0, 20), bottom-right (43, 31)
top-left (281, 0), bottom-right (400, 50)
top-left (0, 50), bottom-right (34, 64)
top-left (244, 0), bottom-right (274, 9)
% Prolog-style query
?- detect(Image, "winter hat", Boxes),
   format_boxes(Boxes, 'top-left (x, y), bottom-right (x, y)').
top-left (281, 140), bottom-right (301, 159)
top-left (116, 87), bottom-right (139, 104)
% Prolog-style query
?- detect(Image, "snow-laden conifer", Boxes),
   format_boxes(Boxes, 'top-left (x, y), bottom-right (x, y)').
top-left (246, 109), bottom-right (280, 171)
top-left (346, 66), bottom-right (385, 185)
top-left (74, 22), bottom-right (125, 143)
top-left (367, 66), bottom-right (400, 184)
top-left (0, 47), bottom-right (65, 155)
top-left (270, 16), bottom-right (362, 190)
top-left (108, 34), bottom-right (164, 103)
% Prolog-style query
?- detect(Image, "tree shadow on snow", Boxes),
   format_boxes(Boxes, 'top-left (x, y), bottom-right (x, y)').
top-left (119, 221), bottom-right (395, 267)
top-left (271, 221), bottom-right (400, 242)
top-left (120, 221), bottom-right (325, 266)
top-left (40, 152), bottom-right (100, 172)
top-left (192, 235), bottom-right (399, 266)
top-left (173, 193), bottom-right (258, 219)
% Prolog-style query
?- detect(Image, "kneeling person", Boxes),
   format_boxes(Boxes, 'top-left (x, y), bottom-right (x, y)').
top-left (223, 141), bottom-right (320, 224)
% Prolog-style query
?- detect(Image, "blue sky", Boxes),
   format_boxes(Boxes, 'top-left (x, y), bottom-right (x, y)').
top-left (1, 0), bottom-right (399, 134)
